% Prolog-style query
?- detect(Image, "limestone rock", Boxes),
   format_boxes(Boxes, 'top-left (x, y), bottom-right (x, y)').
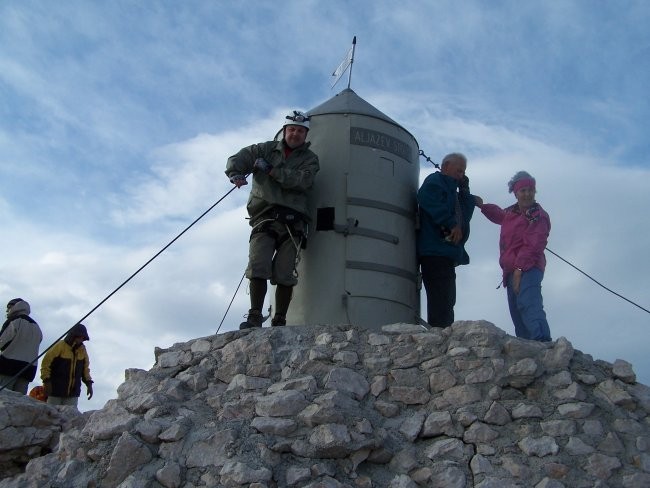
top-left (2, 321), bottom-right (650, 487)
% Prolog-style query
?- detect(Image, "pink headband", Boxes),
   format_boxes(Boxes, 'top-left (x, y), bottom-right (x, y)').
top-left (513, 178), bottom-right (535, 193)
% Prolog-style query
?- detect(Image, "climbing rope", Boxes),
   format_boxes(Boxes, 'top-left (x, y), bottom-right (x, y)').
top-left (1, 184), bottom-right (240, 393)
top-left (546, 247), bottom-right (649, 315)
top-left (216, 271), bottom-right (246, 335)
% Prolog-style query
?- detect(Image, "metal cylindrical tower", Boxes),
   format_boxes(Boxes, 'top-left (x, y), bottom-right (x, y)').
top-left (286, 89), bottom-right (421, 328)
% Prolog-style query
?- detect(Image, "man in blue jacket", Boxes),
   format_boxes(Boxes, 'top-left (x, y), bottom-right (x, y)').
top-left (417, 153), bottom-right (477, 328)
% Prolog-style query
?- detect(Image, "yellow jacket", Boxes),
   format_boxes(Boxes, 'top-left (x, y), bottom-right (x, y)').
top-left (41, 340), bottom-right (92, 398)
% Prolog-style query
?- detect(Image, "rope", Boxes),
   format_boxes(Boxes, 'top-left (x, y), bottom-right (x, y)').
top-left (546, 247), bottom-right (650, 315)
top-left (1, 184), bottom-right (240, 393)
top-left (216, 271), bottom-right (246, 334)
top-left (284, 222), bottom-right (304, 279)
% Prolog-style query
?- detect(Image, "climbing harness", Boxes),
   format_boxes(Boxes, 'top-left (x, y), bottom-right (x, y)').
top-left (250, 207), bottom-right (306, 278)
top-left (285, 224), bottom-right (304, 278)
top-left (216, 205), bottom-right (306, 332)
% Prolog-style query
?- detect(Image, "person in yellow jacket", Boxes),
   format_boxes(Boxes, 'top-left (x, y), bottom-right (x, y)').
top-left (40, 323), bottom-right (93, 407)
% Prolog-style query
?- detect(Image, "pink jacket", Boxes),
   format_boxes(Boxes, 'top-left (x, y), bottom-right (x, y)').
top-left (480, 202), bottom-right (551, 284)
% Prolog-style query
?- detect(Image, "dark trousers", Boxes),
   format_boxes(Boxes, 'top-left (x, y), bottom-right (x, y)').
top-left (420, 255), bottom-right (456, 327)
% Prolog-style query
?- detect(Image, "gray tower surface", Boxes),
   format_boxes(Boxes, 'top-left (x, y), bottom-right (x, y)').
top-left (286, 89), bottom-right (421, 328)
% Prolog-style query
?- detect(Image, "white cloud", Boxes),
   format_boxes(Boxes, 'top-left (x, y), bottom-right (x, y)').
top-left (1, 1), bottom-right (649, 412)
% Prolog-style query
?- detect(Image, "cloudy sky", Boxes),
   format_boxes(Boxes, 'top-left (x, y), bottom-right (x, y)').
top-left (1, 1), bottom-right (649, 411)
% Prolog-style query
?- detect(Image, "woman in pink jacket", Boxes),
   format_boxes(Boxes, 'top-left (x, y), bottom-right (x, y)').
top-left (477, 171), bottom-right (552, 342)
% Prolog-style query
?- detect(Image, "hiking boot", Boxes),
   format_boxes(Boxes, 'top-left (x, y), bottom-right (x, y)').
top-left (271, 315), bottom-right (286, 327)
top-left (240, 309), bottom-right (263, 330)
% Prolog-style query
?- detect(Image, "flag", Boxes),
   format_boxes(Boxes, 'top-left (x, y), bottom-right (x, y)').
top-left (331, 36), bottom-right (356, 88)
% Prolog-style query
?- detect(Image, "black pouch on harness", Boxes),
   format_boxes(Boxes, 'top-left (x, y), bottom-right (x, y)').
top-left (272, 206), bottom-right (302, 225)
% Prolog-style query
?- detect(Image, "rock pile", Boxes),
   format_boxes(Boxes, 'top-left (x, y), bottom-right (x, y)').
top-left (1, 320), bottom-right (650, 487)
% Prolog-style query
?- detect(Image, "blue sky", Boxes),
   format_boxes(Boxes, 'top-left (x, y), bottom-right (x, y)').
top-left (1, 1), bottom-right (649, 411)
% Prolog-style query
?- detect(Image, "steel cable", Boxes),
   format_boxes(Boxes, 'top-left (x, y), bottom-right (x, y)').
top-left (1, 184), bottom-right (239, 392)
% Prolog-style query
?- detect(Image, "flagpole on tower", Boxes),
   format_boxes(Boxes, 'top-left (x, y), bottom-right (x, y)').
top-left (331, 36), bottom-right (357, 90)
top-left (347, 36), bottom-right (357, 89)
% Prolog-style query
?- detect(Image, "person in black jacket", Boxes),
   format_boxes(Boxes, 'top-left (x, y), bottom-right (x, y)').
top-left (0, 298), bottom-right (42, 394)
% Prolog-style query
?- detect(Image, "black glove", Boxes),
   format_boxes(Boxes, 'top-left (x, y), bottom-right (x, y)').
top-left (458, 175), bottom-right (470, 193)
top-left (253, 158), bottom-right (273, 174)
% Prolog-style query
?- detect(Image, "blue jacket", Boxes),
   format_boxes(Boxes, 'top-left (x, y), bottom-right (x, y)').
top-left (416, 171), bottom-right (476, 265)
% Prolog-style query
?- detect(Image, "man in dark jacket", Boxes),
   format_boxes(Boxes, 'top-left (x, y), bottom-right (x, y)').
top-left (41, 323), bottom-right (93, 407)
top-left (0, 298), bottom-right (42, 394)
top-left (226, 111), bottom-right (319, 329)
top-left (417, 153), bottom-right (478, 327)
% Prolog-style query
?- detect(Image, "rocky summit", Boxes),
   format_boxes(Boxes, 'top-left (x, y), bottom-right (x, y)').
top-left (1, 320), bottom-right (650, 488)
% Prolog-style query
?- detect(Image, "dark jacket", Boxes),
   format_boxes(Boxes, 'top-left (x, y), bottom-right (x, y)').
top-left (416, 171), bottom-right (476, 265)
top-left (225, 139), bottom-right (319, 222)
top-left (40, 325), bottom-right (92, 398)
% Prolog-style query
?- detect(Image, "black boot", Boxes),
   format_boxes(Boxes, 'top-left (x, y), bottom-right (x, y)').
top-left (240, 309), bottom-right (263, 329)
top-left (240, 279), bottom-right (267, 330)
top-left (271, 314), bottom-right (286, 327)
